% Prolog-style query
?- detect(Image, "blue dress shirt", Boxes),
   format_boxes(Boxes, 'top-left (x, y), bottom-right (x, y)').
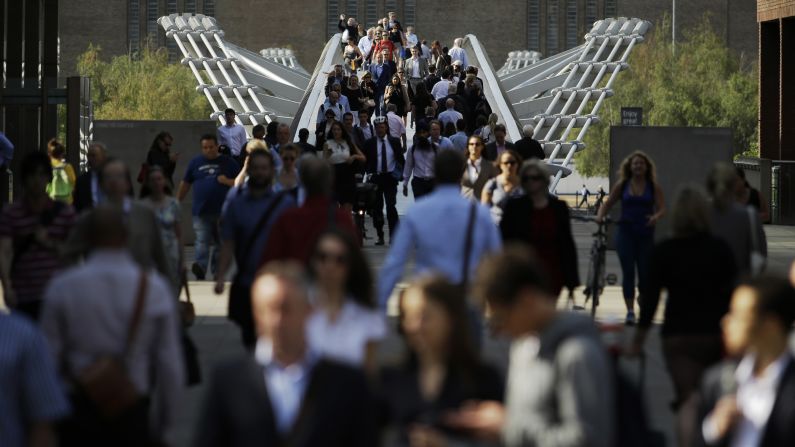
top-left (377, 185), bottom-right (502, 308)
top-left (449, 131), bottom-right (469, 152)
top-left (429, 136), bottom-right (455, 151)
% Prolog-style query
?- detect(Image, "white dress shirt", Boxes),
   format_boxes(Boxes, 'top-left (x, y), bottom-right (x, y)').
top-left (467, 157), bottom-right (482, 183)
top-left (449, 46), bottom-right (470, 68)
top-left (217, 123), bottom-right (248, 156)
top-left (386, 111), bottom-right (406, 139)
top-left (431, 80), bottom-right (451, 101)
top-left (306, 299), bottom-right (386, 367)
top-left (358, 36), bottom-right (373, 58)
top-left (255, 338), bottom-right (317, 434)
top-left (376, 136), bottom-right (397, 173)
top-left (405, 33), bottom-right (418, 50)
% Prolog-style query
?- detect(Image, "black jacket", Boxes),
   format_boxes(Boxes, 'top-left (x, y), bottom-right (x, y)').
top-left (696, 356), bottom-right (795, 447)
top-left (194, 356), bottom-right (376, 447)
top-left (363, 135), bottom-right (405, 175)
top-left (73, 171), bottom-right (94, 213)
top-left (500, 194), bottom-right (580, 290)
top-left (483, 141), bottom-right (516, 162)
top-left (514, 136), bottom-right (546, 161)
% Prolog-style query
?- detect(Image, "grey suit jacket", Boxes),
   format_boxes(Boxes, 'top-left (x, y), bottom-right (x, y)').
top-left (402, 57), bottom-right (429, 79)
top-left (461, 159), bottom-right (498, 201)
top-left (64, 201), bottom-right (171, 281)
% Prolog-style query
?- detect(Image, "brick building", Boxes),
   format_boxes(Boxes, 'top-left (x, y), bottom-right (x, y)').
top-left (59, 0), bottom-right (757, 76)
top-left (758, 0), bottom-right (795, 161)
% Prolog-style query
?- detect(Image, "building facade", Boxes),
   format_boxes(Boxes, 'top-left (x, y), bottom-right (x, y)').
top-left (59, 0), bottom-right (757, 76)
top-left (758, 0), bottom-right (795, 161)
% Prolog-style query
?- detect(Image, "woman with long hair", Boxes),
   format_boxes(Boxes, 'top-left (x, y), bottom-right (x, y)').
top-left (596, 150), bottom-right (666, 325)
top-left (482, 150), bottom-right (523, 224)
top-left (632, 185), bottom-right (737, 447)
top-left (146, 131), bottom-right (178, 187)
top-left (323, 121), bottom-right (366, 213)
top-left (501, 160), bottom-right (579, 298)
top-left (307, 229), bottom-right (385, 374)
top-left (378, 275), bottom-right (503, 445)
top-left (385, 74), bottom-right (408, 120)
top-left (141, 166), bottom-right (184, 298)
top-left (343, 36), bottom-right (364, 74)
top-left (343, 74), bottom-right (365, 113)
top-left (479, 113), bottom-right (499, 145)
top-left (273, 144), bottom-right (300, 200)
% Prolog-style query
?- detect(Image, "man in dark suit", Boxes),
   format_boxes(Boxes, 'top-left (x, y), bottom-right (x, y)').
top-left (514, 124), bottom-right (546, 161)
top-left (696, 277), bottom-right (795, 447)
top-left (461, 134), bottom-right (498, 201)
top-left (364, 117), bottom-right (404, 245)
top-left (195, 262), bottom-right (376, 447)
top-left (73, 142), bottom-right (107, 212)
top-left (483, 124), bottom-right (516, 162)
top-left (369, 49), bottom-right (395, 116)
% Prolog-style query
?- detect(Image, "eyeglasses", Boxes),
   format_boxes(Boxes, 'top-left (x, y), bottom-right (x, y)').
top-left (314, 251), bottom-right (348, 265)
top-left (522, 174), bottom-right (546, 182)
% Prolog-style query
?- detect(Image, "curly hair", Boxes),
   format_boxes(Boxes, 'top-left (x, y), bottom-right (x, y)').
top-left (618, 150), bottom-right (657, 186)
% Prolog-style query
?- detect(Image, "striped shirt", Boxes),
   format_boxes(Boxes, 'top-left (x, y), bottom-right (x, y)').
top-left (0, 200), bottom-right (76, 304)
top-left (0, 313), bottom-right (70, 447)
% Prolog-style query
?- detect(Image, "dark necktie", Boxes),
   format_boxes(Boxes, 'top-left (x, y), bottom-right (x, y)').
top-left (380, 138), bottom-right (388, 173)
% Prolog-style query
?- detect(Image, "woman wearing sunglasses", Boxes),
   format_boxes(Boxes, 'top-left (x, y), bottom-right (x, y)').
top-left (481, 150), bottom-right (523, 224)
top-left (307, 229), bottom-right (386, 375)
top-left (273, 143), bottom-right (300, 201)
top-left (500, 160), bottom-right (579, 299)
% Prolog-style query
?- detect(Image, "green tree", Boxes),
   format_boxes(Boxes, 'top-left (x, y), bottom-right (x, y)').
top-left (76, 44), bottom-right (211, 120)
top-left (576, 16), bottom-right (758, 177)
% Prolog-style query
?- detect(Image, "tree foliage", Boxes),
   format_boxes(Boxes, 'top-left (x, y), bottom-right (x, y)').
top-left (76, 44), bottom-right (211, 120)
top-left (577, 16), bottom-right (758, 177)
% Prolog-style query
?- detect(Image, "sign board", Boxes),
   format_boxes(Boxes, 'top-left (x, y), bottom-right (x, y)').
top-left (621, 107), bottom-right (643, 126)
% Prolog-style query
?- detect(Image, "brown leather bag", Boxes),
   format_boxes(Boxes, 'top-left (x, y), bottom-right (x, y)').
top-left (75, 272), bottom-right (148, 420)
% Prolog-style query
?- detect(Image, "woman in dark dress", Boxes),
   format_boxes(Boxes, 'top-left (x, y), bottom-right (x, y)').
top-left (342, 75), bottom-right (364, 113)
top-left (359, 72), bottom-right (377, 116)
top-left (384, 74), bottom-right (407, 117)
top-left (323, 121), bottom-right (366, 214)
top-left (146, 131), bottom-right (178, 187)
top-left (378, 275), bottom-right (503, 447)
top-left (500, 159), bottom-right (579, 299)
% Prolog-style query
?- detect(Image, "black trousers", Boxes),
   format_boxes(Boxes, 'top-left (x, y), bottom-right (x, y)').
top-left (371, 173), bottom-right (399, 237)
top-left (229, 281), bottom-right (257, 350)
top-left (60, 394), bottom-right (154, 447)
top-left (411, 177), bottom-right (434, 199)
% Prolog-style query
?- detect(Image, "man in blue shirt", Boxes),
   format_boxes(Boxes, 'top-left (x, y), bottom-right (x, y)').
top-left (429, 120), bottom-right (455, 151)
top-left (177, 134), bottom-right (240, 280)
top-left (215, 149), bottom-right (296, 348)
top-left (0, 313), bottom-right (70, 447)
top-left (378, 149), bottom-right (501, 308)
top-left (449, 119), bottom-right (469, 152)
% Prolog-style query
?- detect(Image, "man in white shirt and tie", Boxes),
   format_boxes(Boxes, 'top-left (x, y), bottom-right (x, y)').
top-left (364, 117), bottom-right (405, 245)
top-left (402, 46), bottom-right (428, 96)
top-left (216, 108), bottom-right (248, 158)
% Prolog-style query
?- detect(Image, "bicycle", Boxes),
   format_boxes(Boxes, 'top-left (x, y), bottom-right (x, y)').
top-left (573, 216), bottom-right (618, 318)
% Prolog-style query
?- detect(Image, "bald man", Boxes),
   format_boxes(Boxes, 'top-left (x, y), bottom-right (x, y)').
top-left (195, 263), bottom-right (377, 447)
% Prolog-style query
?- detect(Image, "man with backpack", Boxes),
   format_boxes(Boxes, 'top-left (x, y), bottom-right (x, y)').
top-left (214, 149), bottom-right (295, 349)
top-left (447, 246), bottom-right (615, 447)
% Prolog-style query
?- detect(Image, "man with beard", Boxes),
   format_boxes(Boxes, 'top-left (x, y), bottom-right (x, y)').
top-left (215, 149), bottom-right (296, 348)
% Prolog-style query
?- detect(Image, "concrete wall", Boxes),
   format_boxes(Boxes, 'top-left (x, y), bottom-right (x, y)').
top-left (608, 126), bottom-right (734, 240)
top-left (93, 120), bottom-right (217, 243)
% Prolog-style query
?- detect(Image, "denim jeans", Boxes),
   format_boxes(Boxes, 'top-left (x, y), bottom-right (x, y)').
top-left (615, 227), bottom-right (654, 302)
top-left (192, 214), bottom-right (220, 274)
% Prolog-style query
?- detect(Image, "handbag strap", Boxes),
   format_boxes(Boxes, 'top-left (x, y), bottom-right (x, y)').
top-left (123, 271), bottom-right (148, 357)
top-left (238, 191), bottom-right (287, 267)
top-left (461, 202), bottom-right (478, 289)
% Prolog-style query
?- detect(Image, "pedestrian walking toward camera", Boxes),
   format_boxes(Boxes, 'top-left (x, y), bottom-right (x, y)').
top-left (596, 151), bottom-right (666, 325)
top-left (461, 135), bottom-right (498, 201)
top-left (500, 160), bottom-right (579, 298)
top-left (0, 152), bottom-right (77, 320)
top-left (306, 230), bottom-right (385, 374)
top-left (176, 134), bottom-right (240, 280)
top-left (481, 150), bottom-right (523, 224)
top-left (631, 185), bottom-right (737, 447)
top-left (216, 149), bottom-right (295, 348)
top-left (216, 108), bottom-right (247, 159)
top-left (141, 166), bottom-right (184, 299)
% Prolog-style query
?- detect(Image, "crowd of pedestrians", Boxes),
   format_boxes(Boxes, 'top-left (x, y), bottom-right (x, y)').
top-left (0, 11), bottom-right (794, 447)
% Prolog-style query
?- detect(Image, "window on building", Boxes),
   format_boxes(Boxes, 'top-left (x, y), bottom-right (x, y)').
top-left (147, 0), bottom-right (159, 42)
top-left (129, 0), bottom-right (140, 52)
top-left (565, 0), bottom-right (578, 49)
top-left (327, 0), bottom-right (340, 38)
top-left (547, 0), bottom-right (559, 56)
top-left (346, 0), bottom-right (357, 20)
top-left (605, 0), bottom-right (617, 18)
top-left (385, 0), bottom-right (397, 20)
top-left (166, 0), bottom-right (178, 58)
top-left (185, 0), bottom-right (196, 13)
top-left (204, 0), bottom-right (216, 16)
top-left (404, 0), bottom-right (416, 27)
top-left (585, 0), bottom-right (597, 29)
top-left (366, 0), bottom-right (377, 28)
top-left (528, 0), bottom-right (540, 52)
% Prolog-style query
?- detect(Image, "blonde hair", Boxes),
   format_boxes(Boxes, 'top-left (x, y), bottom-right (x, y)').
top-left (706, 162), bottom-right (739, 211)
top-left (670, 185), bottom-right (710, 237)
top-left (618, 150), bottom-right (657, 185)
top-left (246, 139), bottom-right (269, 154)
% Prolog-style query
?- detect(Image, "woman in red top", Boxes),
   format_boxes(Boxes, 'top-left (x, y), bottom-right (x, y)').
top-left (500, 160), bottom-right (579, 299)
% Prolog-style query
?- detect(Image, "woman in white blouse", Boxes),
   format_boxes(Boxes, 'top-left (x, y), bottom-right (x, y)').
top-left (323, 121), bottom-right (366, 214)
top-left (307, 229), bottom-right (386, 375)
